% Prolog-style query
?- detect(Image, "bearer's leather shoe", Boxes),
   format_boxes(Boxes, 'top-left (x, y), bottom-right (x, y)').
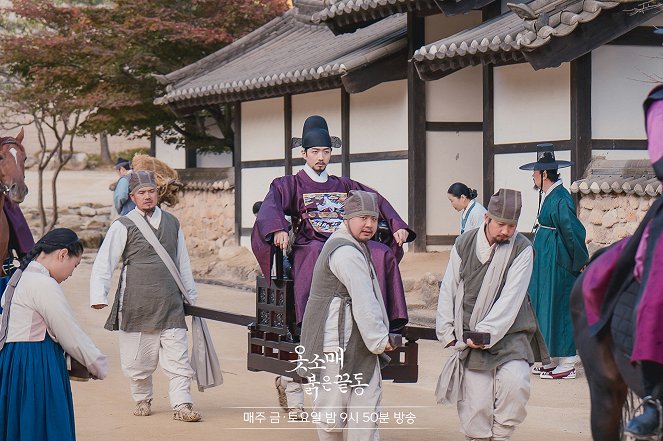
top-left (624, 402), bottom-right (662, 440)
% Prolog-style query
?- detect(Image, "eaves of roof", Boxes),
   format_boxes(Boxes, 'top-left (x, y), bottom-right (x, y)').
top-left (570, 159), bottom-right (662, 196)
top-left (312, 0), bottom-right (497, 34)
top-left (412, 0), bottom-right (662, 80)
top-left (155, 9), bottom-right (407, 112)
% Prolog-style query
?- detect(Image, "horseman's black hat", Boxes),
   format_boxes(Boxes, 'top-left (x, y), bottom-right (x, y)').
top-left (519, 143), bottom-right (573, 171)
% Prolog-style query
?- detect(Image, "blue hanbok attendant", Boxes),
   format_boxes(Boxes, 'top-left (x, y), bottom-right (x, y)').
top-left (447, 182), bottom-right (487, 235)
top-left (0, 228), bottom-right (108, 441)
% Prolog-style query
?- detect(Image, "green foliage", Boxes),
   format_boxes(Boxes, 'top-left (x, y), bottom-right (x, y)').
top-left (87, 147), bottom-right (149, 169)
top-left (0, 0), bottom-right (288, 153)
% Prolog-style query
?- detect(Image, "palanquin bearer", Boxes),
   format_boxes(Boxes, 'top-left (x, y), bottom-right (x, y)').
top-left (298, 190), bottom-right (394, 441)
top-left (251, 115), bottom-right (415, 415)
top-left (89, 171), bottom-right (203, 422)
top-left (436, 189), bottom-right (550, 441)
top-left (519, 145), bottom-right (588, 380)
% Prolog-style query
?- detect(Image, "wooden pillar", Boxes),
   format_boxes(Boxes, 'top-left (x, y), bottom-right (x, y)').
top-left (185, 147), bottom-right (197, 168)
top-left (233, 102), bottom-right (242, 246)
top-left (570, 53), bottom-right (592, 183)
top-left (482, 65), bottom-right (495, 207)
top-left (341, 89), bottom-right (351, 177)
top-left (284, 95), bottom-right (293, 175)
top-left (482, 3), bottom-right (500, 207)
top-left (407, 12), bottom-right (426, 252)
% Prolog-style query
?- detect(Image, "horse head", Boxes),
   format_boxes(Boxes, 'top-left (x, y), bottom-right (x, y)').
top-left (0, 128), bottom-right (28, 203)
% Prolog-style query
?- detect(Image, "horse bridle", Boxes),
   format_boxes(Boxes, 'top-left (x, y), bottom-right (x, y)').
top-left (0, 137), bottom-right (20, 195)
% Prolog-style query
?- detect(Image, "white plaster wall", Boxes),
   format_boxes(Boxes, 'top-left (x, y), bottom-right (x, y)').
top-left (427, 65), bottom-right (483, 122)
top-left (426, 132), bottom-right (484, 235)
top-left (241, 98), bottom-right (284, 161)
top-left (425, 11), bottom-right (482, 44)
top-left (349, 160), bottom-right (409, 222)
top-left (494, 151), bottom-right (572, 231)
top-left (155, 137), bottom-right (185, 169)
top-left (494, 63), bottom-right (571, 144)
top-left (196, 152), bottom-right (232, 167)
top-left (592, 45), bottom-right (662, 140)
top-left (349, 80), bottom-right (408, 153)
top-left (591, 150), bottom-right (649, 161)
top-left (241, 166), bottom-right (285, 229)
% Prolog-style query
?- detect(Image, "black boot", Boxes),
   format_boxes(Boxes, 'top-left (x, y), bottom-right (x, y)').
top-left (625, 400), bottom-right (661, 439)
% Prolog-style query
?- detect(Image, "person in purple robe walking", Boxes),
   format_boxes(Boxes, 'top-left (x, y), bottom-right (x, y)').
top-left (251, 115), bottom-right (415, 417)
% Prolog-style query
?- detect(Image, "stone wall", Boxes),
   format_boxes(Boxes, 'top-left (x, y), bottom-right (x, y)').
top-left (165, 186), bottom-right (235, 258)
top-left (571, 159), bottom-right (661, 255)
top-left (164, 168), bottom-right (260, 284)
top-left (577, 194), bottom-right (653, 254)
top-left (23, 203), bottom-right (113, 248)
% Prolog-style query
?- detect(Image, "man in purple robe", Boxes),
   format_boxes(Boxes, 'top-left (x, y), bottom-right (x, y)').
top-left (251, 115), bottom-right (415, 417)
top-left (252, 115), bottom-right (414, 330)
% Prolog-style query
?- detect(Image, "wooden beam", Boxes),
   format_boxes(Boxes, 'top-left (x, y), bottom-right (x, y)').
top-left (524, 4), bottom-right (662, 70)
top-left (342, 47), bottom-right (408, 94)
top-left (241, 159), bottom-right (285, 168)
top-left (591, 139), bottom-right (648, 150)
top-left (407, 12), bottom-right (427, 252)
top-left (426, 121), bottom-right (483, 132)
top-left (493, 140), bottom-right (573, 154)
top-left (426, 235), bottom-right (457, 246)
top-left (284, 95), bottom-right (292, 175)
top-left (606, 26), bottom-right (663, 47)
top-left (570, 54), bottom-right (592, 181)
top-left (243, 150), bottom-right (410, 169)
top-left (233, 102), bottom-right (242, 246)
top-left (341, 90), bottom-right (351, 177)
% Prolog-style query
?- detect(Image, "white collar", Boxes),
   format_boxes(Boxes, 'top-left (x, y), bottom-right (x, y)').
top-left (475, 225), bottom-right (495, 264)
top-left (133, 206), bottom-right (162, 228)
top-left (303, 163), bottom-right (329, 183)
top-left (28, 260), bottom-right (51, 277)
top-left (462, 200), bottom-right (476, 215)
top-left (544, 179), bottom-right (563, 195)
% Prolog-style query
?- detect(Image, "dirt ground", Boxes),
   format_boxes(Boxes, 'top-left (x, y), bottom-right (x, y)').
top-left (22, 169), bottom-right (118, 209)
top-left (19, 169), bottom-right (595, 440)
top-left (63, 254), bottom-right (593, 441)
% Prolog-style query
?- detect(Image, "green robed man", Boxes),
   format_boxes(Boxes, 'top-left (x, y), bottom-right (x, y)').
top-left (520, 144), bottom-right (588, 380)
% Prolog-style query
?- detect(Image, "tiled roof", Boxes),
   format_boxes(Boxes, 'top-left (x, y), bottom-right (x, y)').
top-left (413, 0), bottom-right (659, 80)
top-left (312, 0), bottom-right (440, 33)
top-left (570, 159), bottom-right (662, 196)
top-left (184, 180), bottom-right (234, 191)
top-left (155, 6), bottom-right (406, 111)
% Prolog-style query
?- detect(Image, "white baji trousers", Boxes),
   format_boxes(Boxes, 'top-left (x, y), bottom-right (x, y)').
top-left (457, 359), bottom-right (530, 441)
top-left (118, 328), bottom-right (195, 408)
top-left (313, 360), bottom-right (382, 441)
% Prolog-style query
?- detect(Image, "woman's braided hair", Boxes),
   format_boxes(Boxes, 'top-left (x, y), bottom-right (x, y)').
top-left (21, 228), bottom-right (84, 270)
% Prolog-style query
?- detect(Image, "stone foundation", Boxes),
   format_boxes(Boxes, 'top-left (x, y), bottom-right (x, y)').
top-left (165, 187), bottom-right (235, 259)
top-left (22, 203), bottom-right (113, 248)
top-left (578, 194), bottom-right (654, 254)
